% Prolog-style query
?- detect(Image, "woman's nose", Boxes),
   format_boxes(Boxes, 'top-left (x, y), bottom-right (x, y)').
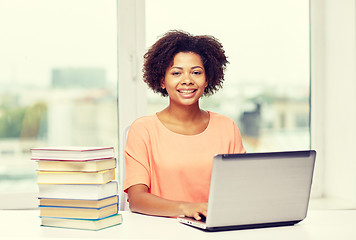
top-left (181, 72), bottom-right (193, 85)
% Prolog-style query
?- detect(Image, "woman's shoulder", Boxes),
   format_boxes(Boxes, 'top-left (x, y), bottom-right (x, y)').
top-left (208, 112), bottom-right (243, 146)
top-left (126, 115), bottom-right (157, 141)
top-left (128, 115), bottom-right (157, 132)
top-left (209, 111), bottom-right (236, 124)
top-left (208, 111), bottom-right (240, 135)
top-left (131, 114), bottom-right (156, 127)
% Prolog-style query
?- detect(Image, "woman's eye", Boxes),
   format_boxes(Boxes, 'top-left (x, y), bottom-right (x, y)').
top-left (172, 72), bottom-right (181, 76)
top-left (193, 71), bottom-right (201, 75)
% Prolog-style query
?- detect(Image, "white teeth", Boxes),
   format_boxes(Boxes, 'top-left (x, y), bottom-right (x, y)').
top-left (179, 90), bottom-right (195, 93)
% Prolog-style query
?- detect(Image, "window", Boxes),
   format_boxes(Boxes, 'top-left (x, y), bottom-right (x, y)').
top-left (0, 0), bottom-right (118, 208)
top-left (145, 0), bottom-right (310, 153)
top-left (0, 0), bottom-right (316, 208)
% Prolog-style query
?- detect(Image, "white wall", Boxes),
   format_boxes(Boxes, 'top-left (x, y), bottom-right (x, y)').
top-left (311, 0), bottom-right (356, 208)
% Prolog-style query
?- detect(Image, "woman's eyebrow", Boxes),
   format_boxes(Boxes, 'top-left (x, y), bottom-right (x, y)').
top-left (170, 66), bottom-right (183, 70)
top-left (191, 66), bottom-right (204, 70)
top-left (170, 66), bottom-right (204, 70)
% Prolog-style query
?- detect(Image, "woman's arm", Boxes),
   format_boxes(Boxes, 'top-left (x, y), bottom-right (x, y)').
top-left (127, 184), bottom-right (207, 220)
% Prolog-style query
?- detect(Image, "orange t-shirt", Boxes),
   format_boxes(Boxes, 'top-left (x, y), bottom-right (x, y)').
top-left (124, 111), bottom-right (245, 203)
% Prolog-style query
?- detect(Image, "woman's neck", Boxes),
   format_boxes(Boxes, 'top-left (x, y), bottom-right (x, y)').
top-left (163, 102), bottom-right (203, 123)
top-left (157, 102), bottom-right (210, 135)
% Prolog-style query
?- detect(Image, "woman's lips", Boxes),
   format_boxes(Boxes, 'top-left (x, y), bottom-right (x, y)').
top-left (177, 89), bottom-right (197, 98)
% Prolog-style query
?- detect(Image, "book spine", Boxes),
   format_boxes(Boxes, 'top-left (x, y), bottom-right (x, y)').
top-left (33, 146), bottom-right (120, 230)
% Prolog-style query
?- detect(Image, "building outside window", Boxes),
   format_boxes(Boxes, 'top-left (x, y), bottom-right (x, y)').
top-left (0, 0), bottom-right (118, 208)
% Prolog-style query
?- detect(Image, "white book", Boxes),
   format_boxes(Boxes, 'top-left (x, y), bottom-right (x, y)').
top-left (39, 203), bottom-right (118, 219)
top-left (37, 168), bottom-right (115, 184)
top-left (39, 195), bottom-right (118, 208)
top-left (31, 146), bottom-right (115, 160)
top-left (38, 181), bottom-right (118, 200)
top-left (36, 158), bottom-right (116, 172)
top-left (40, 213), bottom-right (122, 231)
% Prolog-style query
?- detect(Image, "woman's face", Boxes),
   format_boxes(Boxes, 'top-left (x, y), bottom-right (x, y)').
top-left (162, 52), bottom-right (207, 107)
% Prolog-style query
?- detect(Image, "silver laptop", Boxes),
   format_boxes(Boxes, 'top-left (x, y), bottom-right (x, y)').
top-left (178, 150), bottom-right (316, 231)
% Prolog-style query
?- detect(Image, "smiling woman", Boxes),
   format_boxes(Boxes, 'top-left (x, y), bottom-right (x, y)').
top-left (159, 52), bottom-right (210, 136)
top-left (124, 30), bottom-right (246, 220)
top-left (162, 52), bottom-right (207, 108)
top-left (143, 30), bottom-right (228, 97)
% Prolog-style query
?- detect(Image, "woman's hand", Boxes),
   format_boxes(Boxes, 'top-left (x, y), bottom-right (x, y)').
top-left (179, 202), bottom-right (208, 221)
top-left (127, 184), bottom-right (208, 220)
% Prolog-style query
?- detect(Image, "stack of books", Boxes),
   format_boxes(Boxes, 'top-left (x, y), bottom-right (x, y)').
top-left (31, 146), bottom-right (122, 230)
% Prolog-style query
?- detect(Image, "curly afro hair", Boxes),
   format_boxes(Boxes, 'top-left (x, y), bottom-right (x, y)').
top-left (143, 30), bottom-right (229, 97)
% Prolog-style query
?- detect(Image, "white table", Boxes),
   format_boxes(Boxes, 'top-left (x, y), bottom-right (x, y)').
top-left (1, 210), bottom-right (355, 239)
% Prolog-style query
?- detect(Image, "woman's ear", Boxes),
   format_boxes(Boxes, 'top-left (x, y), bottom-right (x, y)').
top-left (161, 79), bottom-right (166, 89)
top-left (204, 79), bottom-right (208, 88)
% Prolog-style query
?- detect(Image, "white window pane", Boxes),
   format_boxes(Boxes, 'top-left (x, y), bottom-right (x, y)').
top-left (0, 0), bottom-right (118, 205)
top-left (145, 0), bottom-right (310, 152)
